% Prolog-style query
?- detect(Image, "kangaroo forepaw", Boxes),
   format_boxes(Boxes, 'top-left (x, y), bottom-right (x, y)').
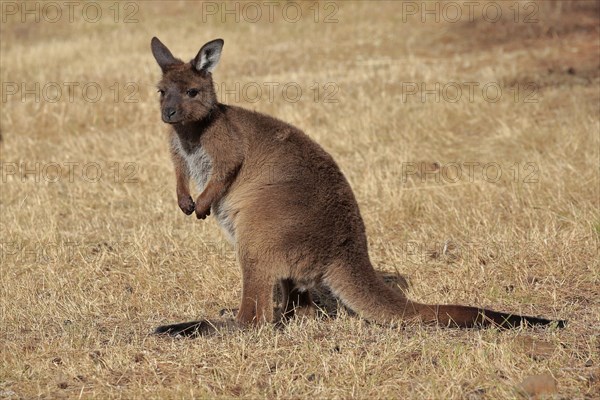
top-left (178, 195), bottom-right (195, 215)
top-left (195, 204), bottom-right (211, 219)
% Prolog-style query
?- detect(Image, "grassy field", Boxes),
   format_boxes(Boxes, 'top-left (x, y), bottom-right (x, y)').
top-left (1, 0), bottom-right (599, 398)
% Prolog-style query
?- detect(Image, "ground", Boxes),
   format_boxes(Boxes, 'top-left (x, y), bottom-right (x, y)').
top-left (1, 1), bottom-right (599, 399)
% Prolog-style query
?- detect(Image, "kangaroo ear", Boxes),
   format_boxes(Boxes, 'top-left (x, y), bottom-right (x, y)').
top-left (151, 37), bottom-right (179, 72)
top-left (193, 39), bottom-right (224, 73)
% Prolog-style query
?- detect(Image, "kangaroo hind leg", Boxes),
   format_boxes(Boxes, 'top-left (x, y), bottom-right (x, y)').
top-left (236, 256), bottom-right (276, 326)
top-left (279, 278), bottom-right (316, 320)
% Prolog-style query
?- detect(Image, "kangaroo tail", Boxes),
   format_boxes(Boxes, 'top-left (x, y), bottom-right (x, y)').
top-left (324, 261), bottom-right (565, 329)
top-left (410, 302), bottom-right (566, 329)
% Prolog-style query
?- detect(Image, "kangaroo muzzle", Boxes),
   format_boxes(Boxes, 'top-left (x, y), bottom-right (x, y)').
top-left (162, 107), bottom-right (178, 123)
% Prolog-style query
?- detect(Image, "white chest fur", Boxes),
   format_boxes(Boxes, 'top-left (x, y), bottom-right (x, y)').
top-left (172, 135), bottom-right (236, 243)
top-left (172, 135), bottom-right (212, 192)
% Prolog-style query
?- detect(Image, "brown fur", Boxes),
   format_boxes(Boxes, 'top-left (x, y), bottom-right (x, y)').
top-left (150, 37), bottom-right (565, 337)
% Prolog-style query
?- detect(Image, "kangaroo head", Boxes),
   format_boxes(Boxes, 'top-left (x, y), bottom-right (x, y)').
top-left (151, 37), bottom-right (224, 124)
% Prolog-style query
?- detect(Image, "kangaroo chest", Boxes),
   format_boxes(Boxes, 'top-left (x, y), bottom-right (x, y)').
top-left (174, 136), bottom-right (212, 192)
top-left (173, 135), bottom-right (235, 243)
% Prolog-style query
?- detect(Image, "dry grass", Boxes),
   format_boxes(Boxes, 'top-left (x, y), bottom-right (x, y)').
top-left (1, 1), bottom-right (599, 398)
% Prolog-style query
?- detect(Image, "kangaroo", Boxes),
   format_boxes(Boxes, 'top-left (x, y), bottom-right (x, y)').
top-left (150, 37), bottom-right (565, 337)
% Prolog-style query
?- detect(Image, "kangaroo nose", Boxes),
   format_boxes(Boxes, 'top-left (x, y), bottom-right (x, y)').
top-left (163, 108), bottom-right (177, 122)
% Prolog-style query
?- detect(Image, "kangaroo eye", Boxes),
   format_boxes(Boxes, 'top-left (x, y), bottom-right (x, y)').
top-left (186, 89), bottom-right (199, 98)
top-left (157, 89), bottom-right (165, 96)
